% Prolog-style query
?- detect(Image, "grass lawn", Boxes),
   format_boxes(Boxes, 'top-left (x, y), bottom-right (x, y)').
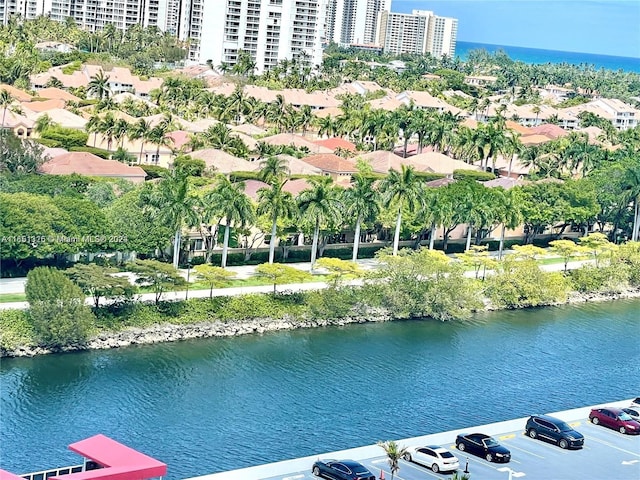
top-left (0, 293), bottom-right (26, 303)
top-left (0, 274), bottom-right (332, 303)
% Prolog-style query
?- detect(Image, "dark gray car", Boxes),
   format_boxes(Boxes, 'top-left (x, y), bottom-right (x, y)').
top-left (525, 414), bottom-right (584, 449)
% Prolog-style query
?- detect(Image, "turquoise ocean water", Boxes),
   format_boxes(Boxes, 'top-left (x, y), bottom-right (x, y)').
top-left (456, 40), bottom-right (640, 73)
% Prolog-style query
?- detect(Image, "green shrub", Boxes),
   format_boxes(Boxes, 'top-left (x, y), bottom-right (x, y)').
top-left (69, 146), bottom-right (110, 158)
top-left (25, 267), bottom-right (95, 348)
top-left (570, 264), bottom-right (630, 293)
top-left (40, 127), bottom-right (88, 149)
top-left (453, 170), bottom-right (496, 182)
top-left (216, 293), bottom-right (306, 321)
top-left (140, 165), bottom-right (169, 179)
top-left (0, 310), bottom-right (36, 352)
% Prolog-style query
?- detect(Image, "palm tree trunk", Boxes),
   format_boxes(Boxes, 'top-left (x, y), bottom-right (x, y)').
top-left (633, 199), bottom-right (640, 242)
top-left (392, 208), bottom-right (402, 256)
top-left (172, 228), bottom-right (181, 269)
top-left (139, 141), bottom-right (145, 163)
top-left (221, 223), bottom-right (230, 268)
top-left (429, 224), bottom-right (436, 250)
top-left (268, 215), bottom-right (278, 264)
top-left (465, 223), bottom-right (472, 251)
top-left (352, 215), bottom-right (362, 262)
top-left (499, 224), bottom-right (506, 259)
top-left (508, 156), bottom-right (513, 177)
top-left (310, 219), bottom-right (320, 271)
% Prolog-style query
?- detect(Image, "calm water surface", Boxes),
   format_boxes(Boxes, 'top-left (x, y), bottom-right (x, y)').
top-left (1, 300), bottom-right (639, 478)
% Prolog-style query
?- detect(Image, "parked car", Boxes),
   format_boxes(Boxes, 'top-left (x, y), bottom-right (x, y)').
top-left (311, 459), bottom-right (375, 480)
top-left (403, 445), bottom-right (460, 473)
top-left (631, 397), bottom-right (640, 408)
top-left (525, 414), bottom-right (584, 449)
top-left (455, 433), bottom-right (511, 463)
top-left (589, 407), bottom-right (640, 434)
top-left (622, 407), bottom-right (640, 422)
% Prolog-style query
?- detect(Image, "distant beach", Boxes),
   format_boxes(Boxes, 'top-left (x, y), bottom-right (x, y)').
top-left (456, 40), bottom-right (640, 73)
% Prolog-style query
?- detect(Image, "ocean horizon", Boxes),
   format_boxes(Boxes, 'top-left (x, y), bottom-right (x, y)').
top-left (455, 40), bottom-right (640, 73)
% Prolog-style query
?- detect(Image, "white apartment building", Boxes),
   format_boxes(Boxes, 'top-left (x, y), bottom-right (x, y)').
top-left (193, 0), bottom-right (327, 73)
top-left (325, 0), bottom-right (390, 46)
top-left (1, 0), bottom-right (51, 24)
top-left (427, 13), bottom-right (457, 58)
top-left (376, 9), bottom-right (457, 57)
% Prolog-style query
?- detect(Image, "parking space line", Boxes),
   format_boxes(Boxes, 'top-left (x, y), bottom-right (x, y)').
top-left (583, 435), bottom-right (640, 456)
top-left (398, 459), bottom-right (442, 479)
top-left (506, 443), bottom-right (545, 459)
top-left (499, 434), bottom-right (516, 440)
top-left (521, 438), bottom-right (570, 454)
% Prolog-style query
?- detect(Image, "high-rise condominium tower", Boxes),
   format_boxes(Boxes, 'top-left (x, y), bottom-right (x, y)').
top-left (2, 0), bottom-right (328, 73)
top-left (192, 0), bottom-right (327, 73)
top-left (376, 9), bottom-right (458, 57)
top-left (325, 0), bottom-right (389, 45)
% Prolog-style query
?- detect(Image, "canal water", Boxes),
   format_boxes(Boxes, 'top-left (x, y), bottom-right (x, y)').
top-left (1, 300), bottom-right (639, 479)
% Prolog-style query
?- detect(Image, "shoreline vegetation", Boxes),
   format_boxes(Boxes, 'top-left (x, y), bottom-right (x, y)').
top-left (2, 245), bottom-right (640, 358)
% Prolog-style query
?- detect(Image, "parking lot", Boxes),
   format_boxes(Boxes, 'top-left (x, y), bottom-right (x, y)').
top-left (191, 400), bottom-right (640, 480)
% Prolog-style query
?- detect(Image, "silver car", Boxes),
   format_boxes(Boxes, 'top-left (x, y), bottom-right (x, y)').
top-left (403, 445), bottom-right (460, 473)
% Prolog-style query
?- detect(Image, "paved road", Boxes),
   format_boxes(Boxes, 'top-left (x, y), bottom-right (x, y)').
top-left (0, 257), bottom-right (592, 311)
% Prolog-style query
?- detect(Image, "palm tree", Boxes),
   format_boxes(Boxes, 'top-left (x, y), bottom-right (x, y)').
top-left (86, 114), bottom-right (101, 147)
top-left (343, 174), bottom-right (380, 261)
top-left (87, 71), bottom-right (111, 101)
top-left (129, 118), bottom-right (153, 163)
top-left (497, 188), bottom-right (524, 258)
top-left (377, 441), bottom-right (408, 480)
top-left (297, 177), bottom-right (342, 270)
top-left (379, 165), bottom-right (424, 255)
top-left (147, 168), bottom-right (199, 268)
top-left (0, 89), bottom-right (15, 129)
top-left (99, 113), bottom-right (117, 151)
top-left (257, 180), bottom-right (297, 264)
top-left (34, 113), bottom-right (54, 135)
top-left (206, 176), bottom-right (255, 268)
top-left (624, 164), bottom-right (640, 241)
top-left (259, 156), bottom-right (289, 184)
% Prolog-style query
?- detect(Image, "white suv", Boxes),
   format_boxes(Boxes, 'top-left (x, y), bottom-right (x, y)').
top-left (403, 445), bottom-right (460, 473)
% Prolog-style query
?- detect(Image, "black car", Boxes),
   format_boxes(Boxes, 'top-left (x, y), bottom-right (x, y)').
top-left (312, 459), bottom-right (375, 480)
top-left (525, 414), bottom-right (584, 449)
top-left (455, 433), bottom-right (511, 463)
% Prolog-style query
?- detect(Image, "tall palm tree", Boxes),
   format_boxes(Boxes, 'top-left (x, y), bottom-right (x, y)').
top-left (147, 168), bottom-right (199, 268)
top-left (129, 118), bottom-right (153, 163)
top-left (0, 89), bottom-right (15, 129)
top-left (257, 180), bottom-right (297, 264)
top-left (206, 176), bottom-right (255, 268)
top-left (259, 156), bottom-right (289, 184)
top-left (343, 174), bottom-right (380, 261)
top-left (379, 165), bottom-right (424, 255)
top-left (377, 441), bottom-right (408, 480)
top-left (99, 113), bottom-right (117, 151)
top-left (297, 177), bottom-right (342, 270)
top-left (497, 188), bottom-right (525, 258)
top-left (624, 164), bottom-right (640, 241)
top-left (87, 71), bottom-right (111, 101)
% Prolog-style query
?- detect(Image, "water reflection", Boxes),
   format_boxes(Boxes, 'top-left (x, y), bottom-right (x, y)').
top-left (1, 300), bottom-right (639, 479)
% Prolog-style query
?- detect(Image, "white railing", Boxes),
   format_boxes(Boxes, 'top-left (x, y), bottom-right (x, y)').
top-left (21, 464), bottom-right (86, 480)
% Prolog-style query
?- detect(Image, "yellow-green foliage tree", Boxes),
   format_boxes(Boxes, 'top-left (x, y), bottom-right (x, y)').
top-left (549, 239), bottom-right (588, 273)
top-left (255, 263), bottom-right (312, 294)
top-left (315, 257), bottom-right (362, 288)
top-left (194, 264), bottom-right (236, 298)
top-left (456, 245), bottom-right (498, 280)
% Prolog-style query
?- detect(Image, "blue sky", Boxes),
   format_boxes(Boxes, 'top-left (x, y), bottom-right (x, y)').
top-left (391, 1), bottom-right (640, 58)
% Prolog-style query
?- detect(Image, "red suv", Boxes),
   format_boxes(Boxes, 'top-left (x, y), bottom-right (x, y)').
top-left (589, 407), bottom-right (640, 435)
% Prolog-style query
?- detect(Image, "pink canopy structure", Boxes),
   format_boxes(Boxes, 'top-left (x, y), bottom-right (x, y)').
top-left (50, 435), bottom-right (167, 480)
top-left (0, 469), bottom-right (28, 480)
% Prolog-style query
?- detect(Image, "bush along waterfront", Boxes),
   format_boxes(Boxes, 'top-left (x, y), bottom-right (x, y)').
top-left (1, 243), bottom-right (640, 357)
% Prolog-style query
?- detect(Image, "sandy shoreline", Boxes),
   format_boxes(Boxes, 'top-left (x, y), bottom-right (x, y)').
top-left (3, 287), bottom-right (640, 358)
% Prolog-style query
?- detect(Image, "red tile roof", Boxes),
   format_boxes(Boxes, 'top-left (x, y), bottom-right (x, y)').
top-left (300, 154), bottom-right (357, 174)
top-left (313, 137), bottom-right (357, 152)
top-left (39, 152), bottom-right (146, 182)
top-left (527, 123), bottom-right (569, 139)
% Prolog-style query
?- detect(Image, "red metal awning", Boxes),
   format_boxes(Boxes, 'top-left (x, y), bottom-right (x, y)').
top-left (50, 435), bottom-right (166, 480)
top-left (0, 469), bottom-right (27, 480)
